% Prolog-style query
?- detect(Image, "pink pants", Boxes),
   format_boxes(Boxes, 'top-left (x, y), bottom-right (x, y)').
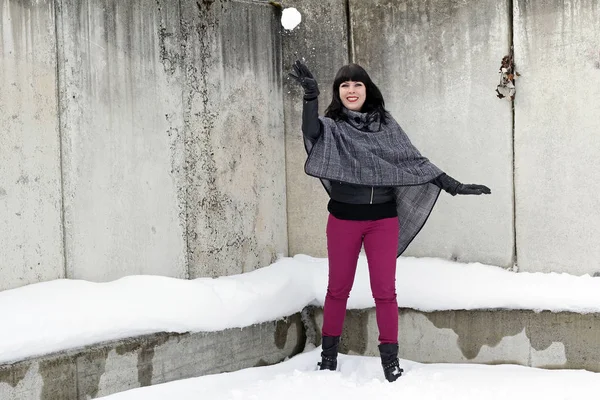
top-left (322, 214), bottom-right (399, 344)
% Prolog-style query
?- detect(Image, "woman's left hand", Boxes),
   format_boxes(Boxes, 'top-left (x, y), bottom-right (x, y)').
top-left (456, 184), bottom-right (491, 195)
top-left (289, 59), bottom-right (320, 100)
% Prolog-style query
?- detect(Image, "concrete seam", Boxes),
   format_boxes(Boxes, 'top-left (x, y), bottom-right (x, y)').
top-left (233, 0), bottom-right (271, 5)
top-left (283, 120), bottom-right (292, 258)
top-left (345, 0), bottom-right (353, 62)
top-left (273, 8), bottom-right (290, 258)
top-left (177, 0), bottom-right (190, 280)
top-left (53, 0), bottom-right (69, 280)
top-left (509, 0), bottom-right (518, 270)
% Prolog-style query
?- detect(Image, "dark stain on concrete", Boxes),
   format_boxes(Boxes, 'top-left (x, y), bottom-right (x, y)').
top-left (0, 362), bottom-right (30, 388)
top-left (423, 310), bottom-right (600, 371)
top-left (292, 314), bottom-right (307, 355)
top-left (425, 310), bottom-right (526, 360)
top-left (274, 314), bottom-right (306, 354)
top-left (0, 187), bottom-right (7, 197)
top-left (75, 347), bottom-right (109, 399)
top-left (114, 333), bottom-right (172, 387)
top-left (300, 306), bottom-right (318, 347)
top-left (340, 310), bottom-right (370, 355)
top-left (274, 318), bottom-right (290, 349)
top-left (115, 333), bottom-right (170, 356)
top-left (137, 343), bottom-right (156, 387)
top-left (526, 311), bottom-right (600, 371)
top-left (39, 357), bottom-right (77, 400)
top-left (253, 358), bottom-right (269, 367)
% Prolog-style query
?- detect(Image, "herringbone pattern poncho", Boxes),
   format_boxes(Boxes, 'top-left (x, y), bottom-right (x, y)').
top-left (304, 109), bottom-right (443, 256)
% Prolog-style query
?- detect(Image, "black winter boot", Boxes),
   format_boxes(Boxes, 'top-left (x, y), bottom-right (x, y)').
top-left (317, 336), bottom-right (340, 371)
top-left (378, 343), bottom-right (404, 382)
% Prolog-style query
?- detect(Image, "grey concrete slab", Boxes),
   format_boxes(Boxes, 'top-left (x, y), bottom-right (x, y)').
top-left (282, 0), bottom-right (349, 258)
top-left (349, 0), bottom-right (514, 267)
top-left (0, 0), bottom-right (65, 291)
top-left (55, 0), bottom-right (187, 281)
top-left (513, 1), bottom-right (600, 274)
top-left (182, 0), bottom-right (287, 278)
top-left (309, 307), bottom-right (600, 371)
top-left (0, 314), bottom-right (306, 400)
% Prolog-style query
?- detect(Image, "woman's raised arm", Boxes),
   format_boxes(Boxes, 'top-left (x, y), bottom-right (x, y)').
top-left (289, 60), bottom-right (323, 142)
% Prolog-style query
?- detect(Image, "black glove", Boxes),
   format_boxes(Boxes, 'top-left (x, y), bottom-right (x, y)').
top-left (433, 173), bottom-right (491, 196)
top-left (457, 183), bottom-right (491, 195)
top-left (289, 59), bottom-right (320, 100)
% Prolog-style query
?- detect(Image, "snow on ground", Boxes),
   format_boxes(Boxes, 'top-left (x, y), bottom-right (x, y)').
top-left (97, 348), bottom-right (600, 400)
top-left (3, 254), bottom-right (600, 363)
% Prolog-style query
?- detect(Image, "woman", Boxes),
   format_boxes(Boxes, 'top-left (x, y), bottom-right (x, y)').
top-left (289, 60), bottom-right (490, 382)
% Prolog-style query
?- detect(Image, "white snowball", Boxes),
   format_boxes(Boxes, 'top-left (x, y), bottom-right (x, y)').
top-left (281, 8), bottom-right (302, 31)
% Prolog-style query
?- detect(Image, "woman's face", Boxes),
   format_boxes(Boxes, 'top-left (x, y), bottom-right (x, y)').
top-left (339, 81), bottom-right (366, 111)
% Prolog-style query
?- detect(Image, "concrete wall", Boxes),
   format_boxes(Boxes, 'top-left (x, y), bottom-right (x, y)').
top-left (283, 0), bottom-right (516, 268)
top-left (0, 0), bottom-right (65, 291)
top-left (3, 0), bottom-right (600, 287)
top-left (513, 1), bottom-right (600, 274)
top-left (282, 0), bottom-right (349, 258)
top-left (56, 0), bottom-right (187, 281)
top-left (1, 0), bottom-right (286, 288)
top-left (285, 0), bottom-right (600, 275)
top-left (310, 307), bottom-right (600, 371)
top-left (349, 0), bottom-right (514, 267)
top-left (183, 0), bottom-right (287, 278)
top-left (0, 314), bottom-right (305, 400)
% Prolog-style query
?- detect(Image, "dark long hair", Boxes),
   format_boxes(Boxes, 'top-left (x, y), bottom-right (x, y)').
top-left (324, 63), bottom-right (388, 123)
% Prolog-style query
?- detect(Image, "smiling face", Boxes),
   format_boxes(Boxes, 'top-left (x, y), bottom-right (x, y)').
top-left (339, 81), bottom-right (366, 111)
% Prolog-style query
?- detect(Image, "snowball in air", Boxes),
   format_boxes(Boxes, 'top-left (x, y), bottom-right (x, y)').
top-left (281, 8), bottom-right (302, 30)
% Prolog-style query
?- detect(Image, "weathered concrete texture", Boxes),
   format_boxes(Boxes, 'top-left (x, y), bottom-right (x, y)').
top-left (350, 0), bottom-right (514, 267)
top-left (56, 0), bottom-right (187, 281)
top-left (282, 0), bottom-right (349, 258)
top-left (311, 307), bottom-right (600, 371)
top-left (0, 314), bottom-right (305, 399)
top-left (0, 0), bottom-right (65, 291)
top-left (183, 0), bottom-right (287, 278)
top-left (513, 1), bottom-right (600, 274)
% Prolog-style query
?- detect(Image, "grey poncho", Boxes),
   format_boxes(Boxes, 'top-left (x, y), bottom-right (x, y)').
top-left (304, 109), bottom-right (443, 256)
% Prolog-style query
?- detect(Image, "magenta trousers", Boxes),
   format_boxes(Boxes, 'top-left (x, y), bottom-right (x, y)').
top-left (322, 214), bottom-right (399, 344)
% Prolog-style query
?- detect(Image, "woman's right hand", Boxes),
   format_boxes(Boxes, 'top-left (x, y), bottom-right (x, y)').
top-left (289, 59), bottom-right (320, 100)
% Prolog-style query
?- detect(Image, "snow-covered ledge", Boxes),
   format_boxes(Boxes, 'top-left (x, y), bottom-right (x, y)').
top-left (0, 315), bottom-right (305, 399)
top-left (307, 307), bottom-right (600, 371)
top-left (3, 255), bottom-right (600, 398)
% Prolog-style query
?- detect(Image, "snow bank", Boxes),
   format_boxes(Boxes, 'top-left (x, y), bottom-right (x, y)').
top-left (2, 254), bottom-right (600, 363)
